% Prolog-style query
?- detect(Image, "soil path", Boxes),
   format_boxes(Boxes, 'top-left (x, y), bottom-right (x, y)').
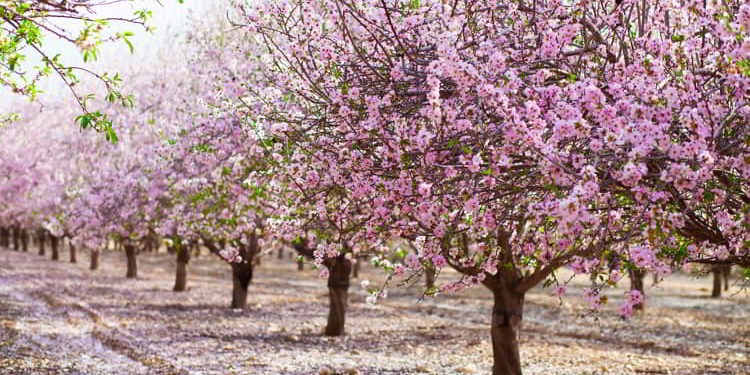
top-left (0, 248), bottom-right (748, 375)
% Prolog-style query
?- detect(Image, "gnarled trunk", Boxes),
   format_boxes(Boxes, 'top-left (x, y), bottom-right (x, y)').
top-left (173, 247), bottom-right (190, 292)
top-left (711, 267), bottom-right (722, 298)
top-left (20, 229), bottom-right (28, 252)
top-left (721, 265), bottom-right (731, 291)
top-left (125, 245), bottom-right (138, 278)
top-left (90, 250), bottom-right (100, 270)
top-left (230, 262), bottom-right (253, 309)
top-left (69, 241), bottom-right (77, 263)
top-left (486, 279), bottom-right (525, 375)
top-left (0, 227), bottom-right (7, 248)
top-left (425, 266), bottom-right (436, 290)
top-left (12, 227), bottom-right (20, 251)
top-left (144, 237), bottom-right (154, 253)
top-left (37, 230), bottom-right (46, 256)
top-left (352, 258), bottom-right (360, 279)
top-left (50, 235), bottom-right (60, 261)
top-left (324, 255), bottom-right (352, 336)
top-left (629, 268), bottom-right (645, 311)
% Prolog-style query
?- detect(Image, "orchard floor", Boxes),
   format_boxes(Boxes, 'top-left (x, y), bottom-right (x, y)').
top-left (0, 248), bottom-right (748, 375)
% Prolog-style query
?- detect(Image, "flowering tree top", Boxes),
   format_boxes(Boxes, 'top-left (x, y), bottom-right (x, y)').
top-left (230, 0), bottom-right (750, 313)
top-left (0, 0), bottom-right (183, 138)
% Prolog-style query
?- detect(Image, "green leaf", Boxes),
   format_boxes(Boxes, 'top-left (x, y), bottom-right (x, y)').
top-left (123, 37), bottom-right (134, 54)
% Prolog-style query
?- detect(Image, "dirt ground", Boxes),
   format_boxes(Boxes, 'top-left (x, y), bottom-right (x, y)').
top-left (0, 246), bottom-right (748, 375)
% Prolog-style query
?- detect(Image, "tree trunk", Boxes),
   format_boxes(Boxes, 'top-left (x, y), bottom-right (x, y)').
top-left (37, 230), bottom-right (46, 256)
top-left (125, 245), bottom-right (138, 278)
top-left (230, 262), bottom-right (253, 309)
top-left (489, 280), bottom-right (525, 375)
top-left (90, 250), bottom-right (100, 270)
top-left (173, 247), bottom-right (190, 292)
top-left (12, 227), bottom-right (20, 251)
top-left (629, 268), bottom-right (645, 311)
top-left (722, 265), bottom-right (731, 291)
top-left (50, 235), bottom-right (60, 261)
top-left (325, 256), bottom-right (352, 336)
top-left (711, 267), bottom-right (722, 298)
top-left (352, 258), bottom-right (360, 279)
top-left (278, 248), bottom-right (284, 259)
top-left (21, 229), bottom-right (28, 252)
top-left (69, 242), bottom-right (77, 263)
top-left (297, 258), bottom-right (304, 271)
top-left (425, 266), bottom-right (436, 290)
top-left (0, 227), bottom-right (7, 248)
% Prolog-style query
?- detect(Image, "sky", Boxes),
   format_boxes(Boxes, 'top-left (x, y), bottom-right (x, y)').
top-left (0, 0), bottom-right (219, 112)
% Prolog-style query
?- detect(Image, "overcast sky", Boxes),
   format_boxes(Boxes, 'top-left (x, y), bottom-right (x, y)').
top-left (1, 0), bottom-right (219, 111)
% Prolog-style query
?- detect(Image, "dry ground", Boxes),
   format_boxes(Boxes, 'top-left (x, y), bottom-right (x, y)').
top-left (0, 246), bottom-right (748, 375)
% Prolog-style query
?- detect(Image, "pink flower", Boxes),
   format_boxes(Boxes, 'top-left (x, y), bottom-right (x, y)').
top-left (432, 255), bottom-right (446, 267)
top-left (553, 285), bottom-right (566, 297)
top-left (464, 198), bottom-right (479, 213)
top-left (433, 227), bottom-right (445, 238)
top-left (393, 264), bottom-right (406, 276)
top-left (468, 153), bottom-right (483, 173)
top-left (405, 253), bottom-right (421, 269)
top-left (417, 182), bottom-right (432, 197)
top-left (627, 290), bottom-right (644, 305)
top-left (305, 170), bottom-right (320, 187)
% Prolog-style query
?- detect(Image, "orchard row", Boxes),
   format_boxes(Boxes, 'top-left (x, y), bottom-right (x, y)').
top-left (1, 2), bottom-right (749, 375)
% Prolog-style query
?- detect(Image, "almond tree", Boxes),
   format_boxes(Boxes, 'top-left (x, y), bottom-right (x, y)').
top-left (233, 1), bottom-right (750, 374)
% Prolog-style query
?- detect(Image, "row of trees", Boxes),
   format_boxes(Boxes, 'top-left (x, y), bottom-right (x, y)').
top-left (1, 1), bottom-right (749, 374)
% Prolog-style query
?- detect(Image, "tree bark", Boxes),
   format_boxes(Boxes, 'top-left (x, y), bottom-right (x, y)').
top-left (125, 244), bottom-right (138, 278)
top-left (352, 258), bottom-right (360, 279)
top-left (173, 246), bottom-right (190, 292)
top-left (0, 227), bottom-right (7, 248)
top-left (230, 262), bottom-right (253, 309)
top-left (278, 247), bottom-right (284, 259)
top-left (297, 258), bottom-right (304, 271)
top-left (12, 227), bottom-right (20, 251)
top-left (90, 250), bottom-right (100, 270)
top-left (50, 235), bottom-right (60, 261)
top-left (425, 266), bottom-right (436, 290)
top-left (68, 241), bottom-right (77, 263)
top-left (203, 235), bottom-right (259, 309)
top-left (487, 277), bottom-right (525, 375)
top-left (290, 239), bottom-right (354, 336)
top-left (20, 229), bottom-right (28, 252)
top-left (324, 255), bottom-right (352, 336)
top-left (37, 230), bottom-right (46, 256)
top-left (629, 268), bottom-right (645, 311)
top-left (721, 265), bottom-right (731, 291)
top-left (711, 267), bottom-right (722, 298)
